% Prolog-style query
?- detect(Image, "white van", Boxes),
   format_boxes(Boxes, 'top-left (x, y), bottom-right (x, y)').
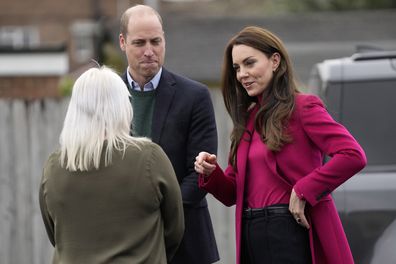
top-left (308, 50), bottom-right (396, 264)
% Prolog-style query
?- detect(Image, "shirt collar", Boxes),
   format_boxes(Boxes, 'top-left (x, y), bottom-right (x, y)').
top-left (127, 67), bottom-right (162, 92)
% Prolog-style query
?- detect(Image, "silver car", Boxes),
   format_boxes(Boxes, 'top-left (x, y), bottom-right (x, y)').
top-left (308, 50), bottom-right (396, 264)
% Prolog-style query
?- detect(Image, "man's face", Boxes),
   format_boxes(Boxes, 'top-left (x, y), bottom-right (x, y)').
top-left (119, 14), bottom-right (165, 84)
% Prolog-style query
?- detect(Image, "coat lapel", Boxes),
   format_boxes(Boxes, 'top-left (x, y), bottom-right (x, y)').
top-left (151, 69), bottom-right (177, 143)
top-left (234, 106), bottom-right (257, 264)
top-left (236, 105), bottom-right (258, 192)
top-left (236, 119), bottom-right (254, 189)
top-left (236, 105), bottom-right (280, 182)
top-left (265, 147), bottom-right (292, 188)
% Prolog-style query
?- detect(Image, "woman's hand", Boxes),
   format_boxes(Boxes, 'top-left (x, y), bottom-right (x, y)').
top-left (194, 152), bottom-right (217, 176)
top-left (289, 188), bottom-right (310, 229)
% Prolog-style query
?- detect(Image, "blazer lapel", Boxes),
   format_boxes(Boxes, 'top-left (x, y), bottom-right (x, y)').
top-left (264, 145), bottom-right (292, 187)
top-left (236, 106), bottom-right (258, 197)
top-left (121, 71), bottom-right (129, 89)
top-left (236, 105), bottom-right (292, 189)
top-left (151, 69), bottom-right (177, 143)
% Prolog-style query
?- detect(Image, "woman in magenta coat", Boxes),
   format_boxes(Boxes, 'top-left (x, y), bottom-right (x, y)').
top-left (195, 26), bottom-right (366, 264)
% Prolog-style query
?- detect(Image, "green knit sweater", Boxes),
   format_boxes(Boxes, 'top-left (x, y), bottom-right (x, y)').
top-left (130, 89), bottom-right (156, 137)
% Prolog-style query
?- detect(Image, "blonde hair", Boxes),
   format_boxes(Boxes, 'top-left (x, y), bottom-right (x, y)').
top-left (59, 66), bottom-right (148, 171)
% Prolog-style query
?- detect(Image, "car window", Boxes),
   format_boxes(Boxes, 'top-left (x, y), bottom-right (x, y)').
top-left (341, 79), bottom-right (396, 170)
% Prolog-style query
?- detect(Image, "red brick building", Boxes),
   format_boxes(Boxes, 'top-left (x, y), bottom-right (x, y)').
top-left (0, 0), bottom-right (142, 99)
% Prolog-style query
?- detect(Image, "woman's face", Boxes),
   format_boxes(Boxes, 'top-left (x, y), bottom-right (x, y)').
top-left (232, 44), bottom-right (280, 97)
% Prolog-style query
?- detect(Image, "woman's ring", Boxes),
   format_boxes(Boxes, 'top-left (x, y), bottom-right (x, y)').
top-left (296, 218), bottom-right (302, 223)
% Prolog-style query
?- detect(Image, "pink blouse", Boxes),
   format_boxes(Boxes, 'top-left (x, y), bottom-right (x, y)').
top-left (244, 127), bottom-right (290, 208)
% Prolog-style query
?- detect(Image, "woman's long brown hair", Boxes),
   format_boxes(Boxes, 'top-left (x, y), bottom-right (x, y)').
top-left (221, 26), bottom-right (300, 170)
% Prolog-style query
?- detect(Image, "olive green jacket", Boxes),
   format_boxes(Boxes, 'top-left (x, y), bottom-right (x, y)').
top-left (39, 141), bottom-right (184, 264)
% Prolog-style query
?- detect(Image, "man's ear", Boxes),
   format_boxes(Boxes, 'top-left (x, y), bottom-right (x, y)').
top-left (119, 33), bottom-right (126, 51)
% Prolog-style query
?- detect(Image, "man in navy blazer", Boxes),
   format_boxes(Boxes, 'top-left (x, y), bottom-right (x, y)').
top-left (119, 5), bottom-right (219, 264)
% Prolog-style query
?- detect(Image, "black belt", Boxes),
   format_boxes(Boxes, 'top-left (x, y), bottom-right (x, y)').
top-left (243, 205), bottom-right (290, 219)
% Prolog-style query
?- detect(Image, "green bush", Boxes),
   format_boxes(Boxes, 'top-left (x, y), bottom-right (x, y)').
top-left (58, 76), bottom-right (74, 97)
top-left (102, 43), bottom-right (126, 74)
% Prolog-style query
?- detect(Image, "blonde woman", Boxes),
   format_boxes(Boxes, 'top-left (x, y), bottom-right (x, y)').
top-left (39, 66), bottom-right (184, 264)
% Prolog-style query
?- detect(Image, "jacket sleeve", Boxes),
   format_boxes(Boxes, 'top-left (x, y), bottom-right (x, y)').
top-left (180, 86), bottom-right (218, 206)
top-left (39, 166), bottom-right (55, 246)
top-left (198, 163), bottom-right (237, 207)
top-left (151, 144), bottom-right (184, 262)
top-left (293, 95), bottom-right (367, 207)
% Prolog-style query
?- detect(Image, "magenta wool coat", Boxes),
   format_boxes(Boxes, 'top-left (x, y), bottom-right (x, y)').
top-left (199, 94), bottom-right (367, 264)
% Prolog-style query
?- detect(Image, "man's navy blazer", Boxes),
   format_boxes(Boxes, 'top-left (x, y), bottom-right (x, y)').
top-left (122, 68), bottom-right (219, 264)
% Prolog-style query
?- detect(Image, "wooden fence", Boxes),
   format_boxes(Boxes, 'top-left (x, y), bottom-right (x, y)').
top-left (0, 89), bottom-right (236, 264)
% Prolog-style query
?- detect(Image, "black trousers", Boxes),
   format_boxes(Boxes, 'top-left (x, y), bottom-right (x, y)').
top-left (241, 204), bottom-right (311, 264)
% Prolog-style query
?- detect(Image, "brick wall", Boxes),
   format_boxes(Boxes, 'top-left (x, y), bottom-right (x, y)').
top-left (0, 76), bottom-right (61, 99)
top-left (0, 0), bottom-right (121, 23)
top-left (0, 0), bottom-right (141, 71)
